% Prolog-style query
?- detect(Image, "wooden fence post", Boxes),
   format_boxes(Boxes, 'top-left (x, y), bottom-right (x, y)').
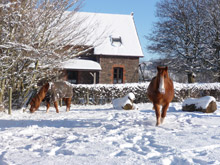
top-left (0, 89), bottom-right (2, 104)
top-left (86, 90), bottom-right (89, 105)
top-left (22, 60), bottom-right (39, 102)
top-left (0, 79), bottom-right (5, 104)
top-left (187, 89), bottom-right (191, 97)
top-left (8, 87), bottom-right (12, 115)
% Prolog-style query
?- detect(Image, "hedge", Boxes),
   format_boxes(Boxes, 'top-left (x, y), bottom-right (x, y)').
top-left (71, 82), bottom-right (220, 104)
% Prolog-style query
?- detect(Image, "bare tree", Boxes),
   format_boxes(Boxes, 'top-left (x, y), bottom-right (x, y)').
top-left (145, 0), bottom-right (218, 83)
top-left (201, 0), bottom-right (220, 82)
top-left (0, 0), bottom-right (103, 106)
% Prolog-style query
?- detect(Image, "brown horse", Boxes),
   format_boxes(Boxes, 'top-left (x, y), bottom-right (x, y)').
top-left (147, 66), bottom-right (174, 126)
top-left (29, 81), bottom-right (73, 113)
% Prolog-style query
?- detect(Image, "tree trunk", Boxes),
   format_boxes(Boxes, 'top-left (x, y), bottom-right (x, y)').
top-left (22, 61), bottom-right (39, 106)
top-left (187, 72), bottom-right (195, 83)
top-left (218, 70), bottom-right (220, 82)
top-left (0, 79), bottom-right (6, 104)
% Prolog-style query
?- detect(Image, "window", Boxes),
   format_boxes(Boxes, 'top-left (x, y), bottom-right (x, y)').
top-left (67, 71), bottom-right (78, 84)
top-left (113, 67), bottom-right (123, 84)
top-left (110, 36), bottom-right (122, 47)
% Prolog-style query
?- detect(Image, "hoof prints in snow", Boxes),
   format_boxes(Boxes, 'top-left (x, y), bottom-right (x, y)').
top-left (0, 102), bottom-right (220, 164)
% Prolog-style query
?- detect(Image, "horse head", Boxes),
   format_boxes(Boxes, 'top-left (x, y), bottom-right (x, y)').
top-left (157, 66), bottom-right (169, 94)
top-left (29, 98), bottom-right (38, 113)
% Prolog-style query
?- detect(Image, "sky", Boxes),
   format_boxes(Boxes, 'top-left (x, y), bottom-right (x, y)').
top-left (79, 0), bottom-right (160, 61)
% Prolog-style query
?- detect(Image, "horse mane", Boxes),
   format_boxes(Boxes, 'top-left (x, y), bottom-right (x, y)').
top-left (30, 83), bottom-right (50, 113)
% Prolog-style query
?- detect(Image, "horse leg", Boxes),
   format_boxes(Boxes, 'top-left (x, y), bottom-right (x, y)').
top-left (46, 101), bottom-right (50, 113)
top-left (54, 101), bottom-right (59, 113)
top-left (154, 103), bottom-right (161, 126)
top-left (63, 98), bottom-right (68, 111)
top-left (63, 98), bottom-right (67, 105)
top-left (65, 98), bottom-right (71, 112)
top-left (161, 103), bottom-right (170, 124)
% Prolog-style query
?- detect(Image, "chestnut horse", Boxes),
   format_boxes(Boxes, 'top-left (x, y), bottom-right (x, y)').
top-left (29, 81), bottom-right (73, 113)
top-left (147, 66), bottom-right (174, 126)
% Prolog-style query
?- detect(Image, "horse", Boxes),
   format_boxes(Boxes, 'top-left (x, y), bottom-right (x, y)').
top-left (147, 66), bottom-right (174, 126)
top-left (29, 81), bottom-right (73, 113)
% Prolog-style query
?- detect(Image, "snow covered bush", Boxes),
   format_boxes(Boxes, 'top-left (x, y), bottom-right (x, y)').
top-left (72, 82), bottom-right (220, 104)
top-left (174, 82), bottom-right (220, 102)
top-left (72, 83), bottom-right (150, 104)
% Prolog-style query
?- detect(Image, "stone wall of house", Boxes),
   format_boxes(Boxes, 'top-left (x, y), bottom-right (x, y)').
top-left (99, 56), bottom-right (139, 84)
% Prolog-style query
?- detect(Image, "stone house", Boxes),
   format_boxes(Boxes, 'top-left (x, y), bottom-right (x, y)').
top-left (61, 12), bottom-right (144, 84)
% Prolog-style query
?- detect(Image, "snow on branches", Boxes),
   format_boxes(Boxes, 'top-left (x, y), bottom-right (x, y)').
top-left (146, 0), bottom-right (220, 82)
top-left (0, 0), bottom-right (102, 105)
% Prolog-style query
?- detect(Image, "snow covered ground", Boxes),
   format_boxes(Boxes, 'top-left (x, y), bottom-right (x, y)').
top-left (0, 102), bottom-right (220, 165)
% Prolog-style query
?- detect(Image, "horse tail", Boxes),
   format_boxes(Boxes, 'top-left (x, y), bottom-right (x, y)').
top-left (29, 83), bottom-right (50, 113)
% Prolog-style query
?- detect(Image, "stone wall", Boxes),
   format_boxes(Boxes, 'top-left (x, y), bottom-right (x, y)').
top-left (72, 83), bottom-right (220, 104)
top-left (173, 83), bottom-right (220, 102)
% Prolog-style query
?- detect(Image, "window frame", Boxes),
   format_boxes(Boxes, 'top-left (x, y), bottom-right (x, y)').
top-left (113, 67), bottom-right (124, 84)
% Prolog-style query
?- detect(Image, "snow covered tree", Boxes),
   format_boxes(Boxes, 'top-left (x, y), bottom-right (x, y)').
top-left (146, 0), bottom-right (219, 83)
top-left (201, 0), bottom-right (220, 82)
top-left (0, 0), bottom-right (101, 106)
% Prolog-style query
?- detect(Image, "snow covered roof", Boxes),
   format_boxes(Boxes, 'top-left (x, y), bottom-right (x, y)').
top-left (69, 12), bottom-right (144, 57)
top-left (60, 59), bottom-right (101, 71)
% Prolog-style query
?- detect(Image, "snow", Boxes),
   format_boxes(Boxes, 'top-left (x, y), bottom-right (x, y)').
top-left (74, 82), bottom-right (220, 92)
top-left (128, 92), bottom-right (135, 101)
top-left (60, 59), bottom-right (101, 71)
top-left (183, 96), bottom-right (216, 109)
top-left (112, 93), bottom-right (136, 110)
top-left (173, 82), bottom-right (220, 91)
top-left (70, 12), bottom-right (144, 57)
top-left (0, 102), bottom-right (220, 164)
